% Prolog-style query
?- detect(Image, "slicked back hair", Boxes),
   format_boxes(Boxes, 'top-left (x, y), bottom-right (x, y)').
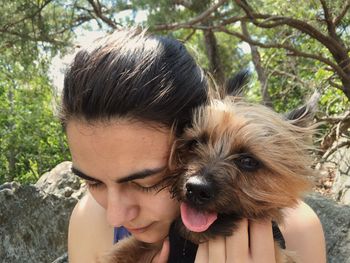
top-left (60, 28), bottom-right (208, 134)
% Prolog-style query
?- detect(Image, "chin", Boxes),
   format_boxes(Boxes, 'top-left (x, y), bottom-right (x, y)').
top-left (134, 233), bottom-right (163, 244)
top-left (131, 225), bottom-right (168, 244)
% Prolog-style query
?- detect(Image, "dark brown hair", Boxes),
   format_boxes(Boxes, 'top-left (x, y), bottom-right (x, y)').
top-left (60, 28), bottom-right (208, 134)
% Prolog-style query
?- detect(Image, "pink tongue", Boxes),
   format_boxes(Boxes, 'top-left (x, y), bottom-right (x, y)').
top-left (180, 203), bottom-right (218, 232)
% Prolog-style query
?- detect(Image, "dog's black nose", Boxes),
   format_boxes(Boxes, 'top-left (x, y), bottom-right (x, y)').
top-left (185, 177), bottom-right (213, 205)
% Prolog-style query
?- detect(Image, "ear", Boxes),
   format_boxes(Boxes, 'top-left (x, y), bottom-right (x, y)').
top-left (284, 90), bottom-right (320, 127)
top-left (223, 69), bottom-right (250, 98)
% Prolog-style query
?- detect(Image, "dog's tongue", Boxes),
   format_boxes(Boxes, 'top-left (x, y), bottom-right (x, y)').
top-left (180, 203), bottom-right (217, 232)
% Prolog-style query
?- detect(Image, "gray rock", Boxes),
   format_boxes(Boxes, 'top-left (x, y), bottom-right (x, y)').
top-left (330, 146), bottom-right (350, 205)
top-left (322, 139), bottom-right (350, 205)
top-left (36, 161), bottom-right (85, 200)
top-left (305, 193), bottom-right (350, 263)
top-left (0, 161), bottom-right (86, 263)
top-left (0, 182), bottom-right (77, 263)
top-left (51, 253), bottom-right (68, 263)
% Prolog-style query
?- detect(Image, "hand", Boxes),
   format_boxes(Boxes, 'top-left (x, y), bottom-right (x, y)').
top-left (194, 219), bottom-right (276, 263)
top-left (152, 237), bottom-right (170, 263)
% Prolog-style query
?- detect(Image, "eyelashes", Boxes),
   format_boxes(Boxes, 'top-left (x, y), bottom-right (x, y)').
top-left (84, 180), bottom-right (103, 190)
top-left (131, 179), bottom-right (167, 193)
top-left (134, 176), bottom-right (173, 194)
top-left (83, 178), bottom-right (169, 194)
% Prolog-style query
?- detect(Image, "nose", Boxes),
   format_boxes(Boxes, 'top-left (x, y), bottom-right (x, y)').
top-left (106, 188), bottom-right (139, 227)
top-left (185, 176), bottom-right (214, 206)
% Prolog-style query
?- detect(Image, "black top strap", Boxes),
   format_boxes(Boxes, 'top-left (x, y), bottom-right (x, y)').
top-left (168, 222), bottom-right (198, 263)
top-left (272, 221), bottom-right (286, 249)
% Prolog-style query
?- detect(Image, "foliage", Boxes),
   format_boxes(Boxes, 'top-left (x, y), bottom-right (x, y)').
top-left (0, 0), bottom-right (74, 183)
top-left (0, 58), bottom-right (70, 184)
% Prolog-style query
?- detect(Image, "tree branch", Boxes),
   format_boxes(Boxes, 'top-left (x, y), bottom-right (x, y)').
top-left (87, 0), bottom-right (118, 29)
top-left (333, 0), bottom-right (350, 26)
top-left (1, 0), bottom-right (53, 32)
top-left (182, 29), bottom-right (197, 42)
top-left (241, 21), bottom-right (272, 106)
top-left (319, 0), bottom-right (338, 39)
top-left (218, 27), bottom-right (348, 82)
top-left (319, 111), bottom-right (350, 124)
top-left (319, 111), bottom-right (350, 151)
top-left (221, 15), bottom-right (249, 26)
top-left (0, 29), bottom-right (66, 46)
top-left (322, 140), bottom-right (350, 160)
top-left (151, 12), bottom-right (350, 87)
top-left (154, 0), bottom-right (228, 31)
top-left (328, 77), bottom-right (344, 90)
top-left (271, 69), bottom-right (309, 87)
top-left (234, 0), bottom-right (345, 59)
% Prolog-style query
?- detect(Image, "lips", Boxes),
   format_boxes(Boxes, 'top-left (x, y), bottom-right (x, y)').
top-left (125, 223), bottom-right (153, 234)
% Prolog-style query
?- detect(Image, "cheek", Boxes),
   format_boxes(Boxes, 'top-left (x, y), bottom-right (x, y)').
top-left (150, 191), bottom-right (180, 218)
top-left (88, 188), bottom-right (108, 209)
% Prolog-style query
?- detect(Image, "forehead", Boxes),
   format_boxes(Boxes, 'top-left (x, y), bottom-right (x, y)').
top-left (66, 119), bottom-right (172, 179)
top-left (66, 119), bottom-right (171, 150)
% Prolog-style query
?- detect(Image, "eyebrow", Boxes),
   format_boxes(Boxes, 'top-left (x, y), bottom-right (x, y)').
top-left (71, 166), bottom-right (166, 184)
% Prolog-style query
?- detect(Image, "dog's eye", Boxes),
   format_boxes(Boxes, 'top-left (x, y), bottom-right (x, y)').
top-left (235, 154), bottom-right (261, 172)
top-left (185, 138), bottom-right (199, 151)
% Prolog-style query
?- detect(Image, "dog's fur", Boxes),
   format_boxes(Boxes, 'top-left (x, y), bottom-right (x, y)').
top-left (100, 72), bottom-right (316, 263)
top-left (98, 237), bottom-right (162, 263)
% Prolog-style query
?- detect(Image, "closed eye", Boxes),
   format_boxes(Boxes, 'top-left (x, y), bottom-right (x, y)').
top-left (85, 180), bottom-right (104, 189)
top-left (131, 171), bottom-right (171, 194)
top-left (131, 178), bottom-right (168, 193)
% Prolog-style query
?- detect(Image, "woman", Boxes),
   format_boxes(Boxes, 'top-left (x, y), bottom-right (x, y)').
top-left (61, 28), bottom-right (326, 262)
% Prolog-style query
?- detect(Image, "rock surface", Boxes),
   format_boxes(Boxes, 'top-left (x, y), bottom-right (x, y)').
top-left (328, 145), bottom-right (350, 205)
top-left (0, 182), bottom-right (77, 263)
top-left (0, 162), bottom-right (84, 263)
top-left (306, 193), bottom-right (350, 263)
top-left (35, 161), bottom-right (85, 199)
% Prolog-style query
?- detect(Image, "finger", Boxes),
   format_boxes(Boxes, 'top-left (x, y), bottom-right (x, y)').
top-left (249, 220), bottom-right (275, 263)
top-left (226, 219), bottom-right (249, 261)
top-left (153, 238), bottom-right (170, 263)
top-left (208, 236), bottom-right (226, 262)
top-left (194, 242), bottom-right (209, 263)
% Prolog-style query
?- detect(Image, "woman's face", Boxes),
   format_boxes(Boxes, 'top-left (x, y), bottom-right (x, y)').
top-left (66, 119), bottom-right (180, 243)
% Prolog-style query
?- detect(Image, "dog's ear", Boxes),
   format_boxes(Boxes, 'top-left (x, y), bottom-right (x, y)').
top-left (284, 90), bottom-right (320, 127)
top-left (223, 69), bottom-right (250, 98)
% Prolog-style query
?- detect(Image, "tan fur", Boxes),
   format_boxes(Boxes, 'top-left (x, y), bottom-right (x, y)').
top-left (100, 97), bottom-right (315, 263)
top-left (98, 236), bottom-right (162, 263)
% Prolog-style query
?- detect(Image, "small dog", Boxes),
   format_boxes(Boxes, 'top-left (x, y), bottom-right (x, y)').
top-left (168, 72), bottom-right (316, 262)
top-left (100, 72), bottom-right (316, 263)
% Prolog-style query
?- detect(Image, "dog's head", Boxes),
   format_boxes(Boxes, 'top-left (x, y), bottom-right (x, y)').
top-left (169, 72), bottom-right (317, 242)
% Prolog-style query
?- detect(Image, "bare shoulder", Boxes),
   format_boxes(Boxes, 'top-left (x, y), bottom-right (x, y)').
top-left (281, 201), bottom-right (326, 263)
top-left (68, 192), bottom-right (114, 263)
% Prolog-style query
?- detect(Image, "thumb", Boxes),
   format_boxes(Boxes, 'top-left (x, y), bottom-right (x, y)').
top-left (153, 237), bottom-right (170, 263)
